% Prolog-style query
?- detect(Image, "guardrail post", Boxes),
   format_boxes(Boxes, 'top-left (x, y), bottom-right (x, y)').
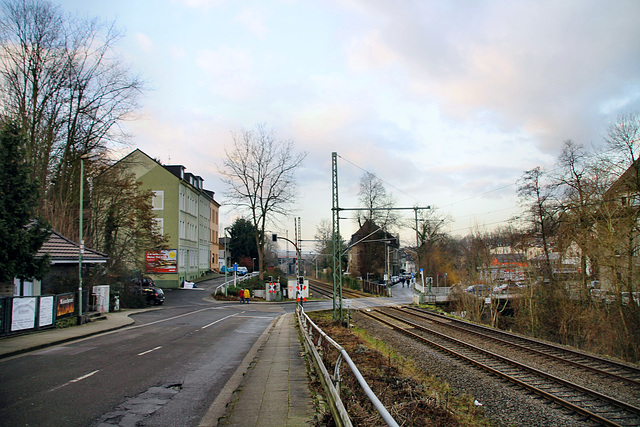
top-left (333, 353), bottom-right (343, 395)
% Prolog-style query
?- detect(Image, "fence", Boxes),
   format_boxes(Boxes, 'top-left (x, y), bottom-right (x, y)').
top-left (0, 290), bottom-right (88, 337)
top-left (297, 307), bottom-right (399, 427)
top-left (362, 280), bottom-right (387, 295)
top-left (214, 272), bottom-right (259, 295)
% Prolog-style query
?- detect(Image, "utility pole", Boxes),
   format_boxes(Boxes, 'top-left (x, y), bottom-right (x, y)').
top-left (331, 152), bottom-right (343, 322)
top-left (78, 154), bottom-right (90, 324)
top-left (331, 152), bottom-right (430, 323)
top-left (272, 231), bottom-right (304, 307)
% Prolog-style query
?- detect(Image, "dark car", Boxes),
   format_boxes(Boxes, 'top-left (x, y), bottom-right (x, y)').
top-left (131, 277), bottom-right (165, 305)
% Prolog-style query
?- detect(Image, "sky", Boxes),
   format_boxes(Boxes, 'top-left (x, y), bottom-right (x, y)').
top-left (58, 0), bottom-right (640, 252)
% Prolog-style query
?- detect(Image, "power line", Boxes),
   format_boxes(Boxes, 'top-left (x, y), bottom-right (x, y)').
top-left (337, 154), bottom-right (421, 204)
top-left (337, 153), bottom-right (520, 211)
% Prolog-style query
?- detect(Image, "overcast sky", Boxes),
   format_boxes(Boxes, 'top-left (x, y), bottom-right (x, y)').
top-left (60, 0), bottom-right (640, 250)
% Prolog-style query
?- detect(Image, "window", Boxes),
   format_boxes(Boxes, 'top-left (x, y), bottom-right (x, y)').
top-left (179, 249), bottom-right (186, 268)
top-left (153, 218), bottom-right (164, 235)
top-left (152, 191), bottom-right (164, 210)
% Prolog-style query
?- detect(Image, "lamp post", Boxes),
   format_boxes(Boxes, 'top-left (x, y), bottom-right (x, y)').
top-left (224, 227), bottom-right (230, 296)
top-left (78, 153), bottom-right (90, 323)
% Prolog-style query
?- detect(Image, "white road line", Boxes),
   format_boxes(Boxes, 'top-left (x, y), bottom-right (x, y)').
top-left (234, 315), bottom-right (275, 319)
top-left (48, 370), bottom-right (99, 392)
top-left (128, 307), bottom-right (219, 329)
top-left (137, 346), bottom-right (162, 356)
top-left (202, 313), bottom-right (239, 329)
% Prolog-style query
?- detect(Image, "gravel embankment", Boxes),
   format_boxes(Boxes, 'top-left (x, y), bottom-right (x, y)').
top-left (353, 311), bottom-right (589, 427)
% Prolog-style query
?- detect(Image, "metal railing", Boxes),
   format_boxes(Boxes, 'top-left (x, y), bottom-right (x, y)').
top-left (214, 272), bottom-right (259, 295)
top-left (297, 307), bottom-right (399, 427)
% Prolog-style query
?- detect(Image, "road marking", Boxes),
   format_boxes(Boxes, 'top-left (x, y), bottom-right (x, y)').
top-left (129, 307), bottom-right (219, 329)
top-left (49, 370), bottom-right (99, 392)
top-left (235, 315), bottom-right (275, 319)
top-left (202, 313), bottom-right (239, 329)
top-left (138, 346), bottom-right (162, 356)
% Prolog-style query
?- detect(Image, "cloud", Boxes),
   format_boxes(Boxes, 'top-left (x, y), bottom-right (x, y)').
top-left (195, 47), bottom-right (257, 99)
top-left (342, 0), bottom-right (640, 152)
top-left (135, 33), bottom-right (154, 53)
top-left (234, 7), bottom-right (269, 39)
top-left (177, 0), bottom-right (223, 9)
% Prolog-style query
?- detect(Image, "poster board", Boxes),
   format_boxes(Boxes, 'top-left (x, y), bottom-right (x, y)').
top-left (11, 297), bottom-right (36, 332)
top-left (145, 249), bottom-right (177, 273)
top-left (38, 296), bottom-right (54, 327)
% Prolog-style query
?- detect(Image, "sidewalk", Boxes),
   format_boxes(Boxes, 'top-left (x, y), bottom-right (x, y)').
top-left (0, 310), bottom-right (138, 359)
top-left (201, 312), bottom-right (317, 426)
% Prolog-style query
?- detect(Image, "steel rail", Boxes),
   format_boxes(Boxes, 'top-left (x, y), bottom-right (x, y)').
top-left (404, 306), bottom-right (640, 387)
top-left (308, 279), bottom-right (369, 299)
top-left (362, 309), bottom-right (640, 427)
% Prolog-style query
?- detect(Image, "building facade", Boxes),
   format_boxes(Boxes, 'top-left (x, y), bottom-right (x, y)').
top-left (205, 190), bottom-right (220, 271)
top-left (116, 149), bottom-right (218, 288)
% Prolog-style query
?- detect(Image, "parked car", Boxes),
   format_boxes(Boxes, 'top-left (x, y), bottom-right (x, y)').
top-left (493, 283), bottom-right (521, 295)
top-left (131, 277), bottom-right (165, 305)
top-left (236, 266), bottom-right (248, 276)
top-left (465, 284), bottom-right (486, 294)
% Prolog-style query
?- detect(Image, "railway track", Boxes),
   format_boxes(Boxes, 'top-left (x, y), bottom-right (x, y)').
top-left (361, 307), bottom-right (640, 427)
top-left (400, 306), bottom-right (640, 388)
top-left (308, 278), bottom-right (370, 299)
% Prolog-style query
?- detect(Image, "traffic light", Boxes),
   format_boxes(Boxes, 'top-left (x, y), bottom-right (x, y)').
top-left (298, 276), bottom-right (304, 285)
top-left (272, 233), bottom-right (278, 242)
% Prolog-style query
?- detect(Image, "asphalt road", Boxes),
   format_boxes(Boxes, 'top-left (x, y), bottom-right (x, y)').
top-left (0, 277), bottom-right (287, 427)
top-left (0, 277), bottom-right (413, 426)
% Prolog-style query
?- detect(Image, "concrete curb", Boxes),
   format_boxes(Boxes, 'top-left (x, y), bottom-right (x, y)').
top-left (199, 314), bottom-right (282, 426)
top-left (0, 309), bottom-right (147, 360)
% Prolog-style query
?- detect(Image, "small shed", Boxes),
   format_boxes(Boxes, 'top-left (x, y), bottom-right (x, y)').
top-left (10, 231), bottom-right (109, 296)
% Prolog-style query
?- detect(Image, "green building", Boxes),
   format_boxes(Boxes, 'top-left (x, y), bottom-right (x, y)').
top-left (116, 149), bottom-right (217, 288)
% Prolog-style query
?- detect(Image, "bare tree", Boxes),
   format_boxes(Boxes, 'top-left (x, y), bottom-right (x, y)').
top-left (314, 218), bottom-right (346, 277)
top-left (356, 171), bottom-right (398, 229)
top-left (517, 166), bottom-right (558, 283)
top-left (220, 124), bottom-right (306, 280)
top-left (553, 140), bottom-right (600, 296)
top-left (0, 0), bottom-right (143, 239)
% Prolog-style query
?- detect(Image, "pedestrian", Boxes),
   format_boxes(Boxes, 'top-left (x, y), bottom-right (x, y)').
top-left (244, 288), bottom-right (250, 304)
top-left (239, 289), bottom-right (245, 304)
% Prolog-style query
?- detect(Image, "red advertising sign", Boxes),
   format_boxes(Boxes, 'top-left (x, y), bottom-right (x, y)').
top-left (146, 249), bottom-right (177, 273)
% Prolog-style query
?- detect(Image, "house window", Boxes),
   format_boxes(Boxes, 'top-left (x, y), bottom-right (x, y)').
top-left (152, 191), bottom-right (164, 210)
top-left (153, 218), bottom-right (164, 235)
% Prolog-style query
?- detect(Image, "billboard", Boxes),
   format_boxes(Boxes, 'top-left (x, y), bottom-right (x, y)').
top-left (146, 249), bottom-right (177, 273)
top-left (11, 297), bottom-right (36, 331)
top-left (56, 293), bottom-right (75, 317)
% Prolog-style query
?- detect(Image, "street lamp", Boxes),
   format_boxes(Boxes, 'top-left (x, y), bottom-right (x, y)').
top-left (223, 227), bottom-right (230, 295)
top-left (78, 153), bottom-right (91, 323)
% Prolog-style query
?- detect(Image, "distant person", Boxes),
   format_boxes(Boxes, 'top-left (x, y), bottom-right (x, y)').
top-left (239, 289), bottom-right (245, 303)
top-left (244, 288), bottom-right (250, 304)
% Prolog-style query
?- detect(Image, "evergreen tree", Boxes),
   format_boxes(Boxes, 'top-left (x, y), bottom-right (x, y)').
top-left (0, 120), bottom-right (51, 286)
top-left (228, 218), bottom-right (259, 266)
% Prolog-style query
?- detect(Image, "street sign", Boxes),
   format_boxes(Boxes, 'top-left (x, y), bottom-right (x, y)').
top-left (343, 299), bottom-right (352, 309)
